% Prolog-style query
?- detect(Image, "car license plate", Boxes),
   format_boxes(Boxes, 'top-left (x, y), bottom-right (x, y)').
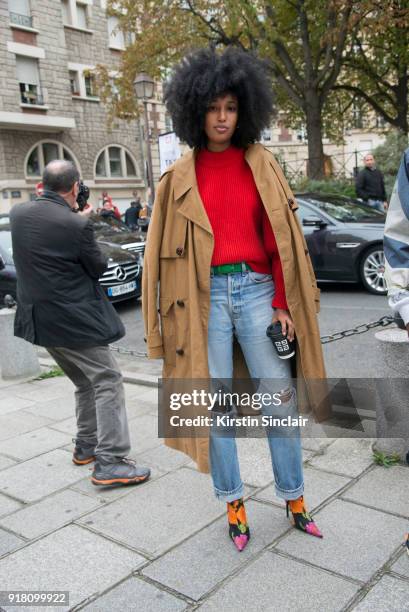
top-left (108, 281), bottom-right (136, 297)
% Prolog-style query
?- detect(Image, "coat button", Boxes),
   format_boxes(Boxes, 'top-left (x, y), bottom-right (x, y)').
top-left (176, 348), bottom-right (184, 356)
top-left (176, 247), bottom-right (184, 256)
top-left (143, 337), bottom-right (147, 343)
top-left (288, 198), bottom-right (294, 207)
top-left (176, 300), bottom-right (185, 307)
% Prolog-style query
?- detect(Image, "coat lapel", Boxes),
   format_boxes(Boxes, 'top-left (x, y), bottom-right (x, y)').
top-left (173, 150), bottom-right (213, 235)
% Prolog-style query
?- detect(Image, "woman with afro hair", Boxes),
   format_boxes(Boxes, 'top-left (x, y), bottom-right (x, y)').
top-left (143, 47), bottom-right (326, 552)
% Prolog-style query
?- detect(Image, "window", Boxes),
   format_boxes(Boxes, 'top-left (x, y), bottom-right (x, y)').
top-left (95, 146), bottom-right (138, 178)
top-left (69, 71), bottom-right (80, 95)
top-left (108, 15), bottom-right (125, 49)
top-left (62, 0), bottom-right (90, 30)
top-left (165, 113), bottom-right (173, 132)
top-left (26, 142), bottom-right (77, 177)
top-left (9, 0), bottom-right (32, 27)
top-left (76, 2), bottom-right (88, 28)
top-left (68, 67), bottom-right (98, 99)
top-left (84, 73), bottom-right (96, 97)
top-left (16, 56), bottom-right (43, 105)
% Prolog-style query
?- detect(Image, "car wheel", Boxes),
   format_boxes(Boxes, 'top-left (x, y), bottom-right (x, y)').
top-left (359, 245), bottom-right (387, 295)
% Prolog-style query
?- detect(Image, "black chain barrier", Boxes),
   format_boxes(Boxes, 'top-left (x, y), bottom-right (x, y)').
top-left (109, 315), bottom-right (398, 357)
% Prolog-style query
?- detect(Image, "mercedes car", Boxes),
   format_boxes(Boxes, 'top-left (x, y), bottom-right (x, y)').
top-left (0, 215), bottom-right (142, 306)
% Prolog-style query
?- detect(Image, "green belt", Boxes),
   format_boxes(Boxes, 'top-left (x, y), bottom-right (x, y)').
top-left (211, 262), bottom-right (252, 275)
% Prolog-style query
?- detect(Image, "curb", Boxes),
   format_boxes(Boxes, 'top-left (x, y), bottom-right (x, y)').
top-left (39, 358), bottom-right (159, 389)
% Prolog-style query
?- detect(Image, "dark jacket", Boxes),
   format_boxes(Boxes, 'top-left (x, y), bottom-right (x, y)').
top-left (355, 167), bottom-right (386, 201)
top-left (124, 203), bottom-right (142, 227)
top-left (10, 191), bottom-right (125, 348)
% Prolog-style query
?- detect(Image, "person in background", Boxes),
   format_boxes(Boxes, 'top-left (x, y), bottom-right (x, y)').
top-left (355, 153), bottom-right (388, 212)
top-left (124, 199), bottom-right (142, 230)
top-left (102, 191), bottom-right (121, 220)
top-left (10, 160), bottom-right (151, 487)
top-left (99, 200), bottom-right (117, 220)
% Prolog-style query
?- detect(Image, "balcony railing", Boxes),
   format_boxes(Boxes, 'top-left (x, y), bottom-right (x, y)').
top-left (9, 12), bottom-right (33, 28)
top-left (19, 83), bottom-right (45, 106)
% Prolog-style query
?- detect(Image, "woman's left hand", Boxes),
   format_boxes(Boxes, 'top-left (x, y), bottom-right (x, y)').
top-left (272, 308), bottom-right (295, 342)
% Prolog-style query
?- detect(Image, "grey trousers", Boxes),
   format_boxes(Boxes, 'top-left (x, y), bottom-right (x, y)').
top-left (46, 345), bottom-right (131, 463)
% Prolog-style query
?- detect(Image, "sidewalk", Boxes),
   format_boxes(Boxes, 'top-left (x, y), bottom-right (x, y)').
top-left (0, 368), bottom-right (408, 612)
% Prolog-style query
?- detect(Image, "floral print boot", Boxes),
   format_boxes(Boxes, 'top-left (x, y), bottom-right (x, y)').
top-left (227, 498), bottom-right (250, 551)
top-left (286, 496), bottom-right (323, 538)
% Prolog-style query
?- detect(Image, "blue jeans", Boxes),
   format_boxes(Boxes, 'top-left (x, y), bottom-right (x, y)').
top-left (208, 270), bottom-right (304, 502)
top-left (367, 199), bottom-right (385, 213)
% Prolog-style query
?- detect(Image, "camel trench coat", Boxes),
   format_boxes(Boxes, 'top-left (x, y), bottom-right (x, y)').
top-left (142, 143), bottom-right (328, 473)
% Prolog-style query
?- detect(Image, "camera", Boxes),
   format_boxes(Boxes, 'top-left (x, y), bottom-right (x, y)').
top-left (76, 180), bottom-right (90, 211)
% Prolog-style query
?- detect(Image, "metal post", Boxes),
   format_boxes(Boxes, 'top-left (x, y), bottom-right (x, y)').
top-left (143, 100), bottom-right (155, 203)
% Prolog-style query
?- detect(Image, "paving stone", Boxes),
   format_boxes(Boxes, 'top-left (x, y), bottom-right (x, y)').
top-left (353, 575), bottom-right (409, 611)
top-left (276, 499), bottom-right (407, 582)
top-left (0, 525), bottom-right (145, 609)
top-left (47, 416), bottom-right (77, 435)
top-left (82, 576), bottom-right (187, 612)
top-left (0, 395), bottom-right (36, 416)
top-left (342, 465), bottom-right (409, 518)
top-left (390, 550), bottom-right (409, 578)
top-left (0, 527), bottom-right (24, 556)
top-left (76, 468), bottom-right (225, 556)
top-left (0, 493), bottom-right (22, 518)
top-left (13, 381), bottom-right (69, 402)
top-left (24, 396), bottom-right (75, 421)
top-left (126, 399), bottom-right (157, 419)
top-left (0, 428), bottom-right (73, 461)
top-left (0, 490), bottom-right (103, 539)
top-left (0, 449), bottom-right (89, 502)
top-left (133, 443), bottom-right (191, 472)
top-left (253, 466), bottom-right (351, 510)
top-left (198, 551), bottom-right (359, 611)
top-left (135, 387), bottom-right (158, 404)
top-left (0, 455), bottom-right (17, 470)
top-left (70, 466), bottom-right (165, 503)
top-left (308, 438), bottom-right (374, 477)
top-left (301, 437), bottom-right (335, 452)
top-left (236, 437), bottom-right (275, 487)
top-left (128, 414), bottom-right (161, 454)
top-left (0, 411), bottom-right (53, 442)
top-left (143, 500), bottom-right (290, 600)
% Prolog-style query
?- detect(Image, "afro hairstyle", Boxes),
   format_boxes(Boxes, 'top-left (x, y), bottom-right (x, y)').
top-left (164, 46), bottom-right (274, 149)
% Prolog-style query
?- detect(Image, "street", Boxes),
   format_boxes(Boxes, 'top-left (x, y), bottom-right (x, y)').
top-left (114, 283), bottom-right (390, 378)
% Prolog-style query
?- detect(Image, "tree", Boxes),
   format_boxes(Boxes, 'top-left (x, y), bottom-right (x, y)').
top-left (336, 1), bottom-right (409, 135)
top-left (98, 0), bottom-right (361, 178)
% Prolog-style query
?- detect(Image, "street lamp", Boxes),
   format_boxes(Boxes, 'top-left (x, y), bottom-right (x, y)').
top-left (134, 73), bottom-right (155, 203)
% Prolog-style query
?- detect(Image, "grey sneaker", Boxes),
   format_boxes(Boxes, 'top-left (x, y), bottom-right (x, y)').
top-left (91, 458), bottom-right (150, 486)
top-left (72, 438), bottom-right (96, 465)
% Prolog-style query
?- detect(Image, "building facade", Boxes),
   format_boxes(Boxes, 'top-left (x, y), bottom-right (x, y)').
top-left (0, 0), bottom-right (387, 215)
top-left (0, 0), bottom-right (168, 213)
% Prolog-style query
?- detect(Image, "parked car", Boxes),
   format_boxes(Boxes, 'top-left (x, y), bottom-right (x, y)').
top-left (0, 215), bottom-right (142, 306)
top-left (91, 214), bottom-right (146, 263)
top-left (295, 193), bottom-right (386, 294)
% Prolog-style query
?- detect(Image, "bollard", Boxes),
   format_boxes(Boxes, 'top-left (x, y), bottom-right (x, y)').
top-left (0, 307), bottom-right (41, 380)
top-left (373, 328), bottom-right (409, 460)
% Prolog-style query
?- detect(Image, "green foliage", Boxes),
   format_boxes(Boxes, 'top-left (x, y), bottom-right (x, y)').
top-left (292, 177), bottom-right (356, 198)
top-left (372, 451), bottom-right (401, 468)
top-left (35, 367), bottom-right (65, 380)
top-left (373, 131), bottom-right (409, 198)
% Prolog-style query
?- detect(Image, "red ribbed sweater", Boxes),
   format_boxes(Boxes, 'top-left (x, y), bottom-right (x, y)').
top-left (195, 145), bottom-right (288, 310)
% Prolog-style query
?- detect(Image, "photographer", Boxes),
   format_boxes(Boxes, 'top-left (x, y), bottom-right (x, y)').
top-left (10, 160), bottom-right (150, 487)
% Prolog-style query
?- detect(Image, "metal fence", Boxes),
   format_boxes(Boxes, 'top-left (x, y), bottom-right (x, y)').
top-left (280, 148), bottom-right (376, 184)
